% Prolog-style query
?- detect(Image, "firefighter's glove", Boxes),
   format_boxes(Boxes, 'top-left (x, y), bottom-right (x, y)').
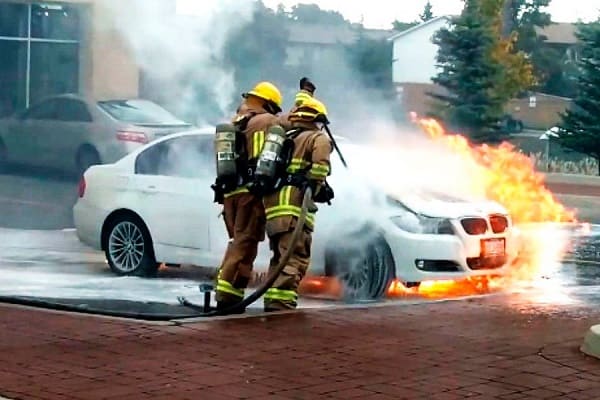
top-left (311, 181), bottom-right (334, 205)
top-left (211, 177), bottom-right (235, 204)
top-left (211, 183), bottom-right (224, 204)
top-left (299, 77), bottom-right (316, 95)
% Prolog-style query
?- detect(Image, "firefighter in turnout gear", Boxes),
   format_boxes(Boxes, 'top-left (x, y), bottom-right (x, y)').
top-left (295, 77), bottom-right (316, 106)
top-left (261, 97), bottom-right (334, 311)
top-left (213, 81), bottom-right (283, 314)
top-left (278, 77), bottom-right (316, 130)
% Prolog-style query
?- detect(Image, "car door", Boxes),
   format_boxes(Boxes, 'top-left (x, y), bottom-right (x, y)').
top-left (45, 98), bottom-right (94, 170)
top-left (5, 99), bottom-right (59, 166)
top-left (131, 135), bottom-right (212, 256)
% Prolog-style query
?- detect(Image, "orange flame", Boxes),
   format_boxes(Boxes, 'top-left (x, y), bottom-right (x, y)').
top-left (385, 116), bottom-right (577, 298)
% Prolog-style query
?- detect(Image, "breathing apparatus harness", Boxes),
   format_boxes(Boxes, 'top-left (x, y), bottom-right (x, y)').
top-left (211, 112), bottom-right (257, 204)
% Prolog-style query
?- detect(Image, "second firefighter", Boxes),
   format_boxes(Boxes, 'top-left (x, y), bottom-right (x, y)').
top-left (261, 97), bottom-right (334, 311)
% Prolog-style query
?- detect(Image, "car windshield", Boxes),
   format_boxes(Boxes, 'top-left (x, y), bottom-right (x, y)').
top-left (97, 99), bottom-right (186, 125)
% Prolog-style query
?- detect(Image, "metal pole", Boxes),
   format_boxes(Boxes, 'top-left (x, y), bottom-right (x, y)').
top-left (25, 3), bottom-right (31, 108)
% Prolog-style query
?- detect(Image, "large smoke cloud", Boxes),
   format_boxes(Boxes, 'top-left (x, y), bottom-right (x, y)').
top-left (95, 0), bottom-right (256, 125)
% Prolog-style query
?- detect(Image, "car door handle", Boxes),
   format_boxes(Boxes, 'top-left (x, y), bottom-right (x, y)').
top-left (141, 185), bottom-right (158, 194)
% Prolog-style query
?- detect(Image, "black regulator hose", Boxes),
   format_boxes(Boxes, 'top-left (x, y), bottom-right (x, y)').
top-left (177, 186), bottom-right (313, 316)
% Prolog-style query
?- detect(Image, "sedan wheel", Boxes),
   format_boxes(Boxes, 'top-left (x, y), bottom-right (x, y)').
top-left (105, 217), bottom-right (158, 277)
top-left (327, 230), bottom-right (394, 302)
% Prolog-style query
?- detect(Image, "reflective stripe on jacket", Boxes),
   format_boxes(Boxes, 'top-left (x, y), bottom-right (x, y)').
top-left (263, 127), bottom-right (332, 233)
top-left (294, 90), bottom-right (313, 106)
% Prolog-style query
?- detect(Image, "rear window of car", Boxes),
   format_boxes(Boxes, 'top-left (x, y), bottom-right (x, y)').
top-left (97, 99), bottom-right (185, 125)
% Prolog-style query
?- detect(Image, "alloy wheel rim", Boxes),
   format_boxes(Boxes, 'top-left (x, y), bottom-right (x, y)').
top-left (108, 221), bottom-right (145, 272)
top-left (342, 246), bottom-right (382, 298)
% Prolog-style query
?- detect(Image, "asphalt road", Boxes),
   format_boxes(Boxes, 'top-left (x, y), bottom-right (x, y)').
top-left (0, 167), bottom-right (78, 230)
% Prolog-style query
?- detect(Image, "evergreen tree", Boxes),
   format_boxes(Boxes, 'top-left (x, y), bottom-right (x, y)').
top-left (420, 1), bottom-right (434, 22)
top-left (557, 21), bottom-right (600, 175)
top-left (480, 0), bottom-right (535, 101)
top-left (428, 0), bottom-right (505, 143)
top-left (391, 20), bottom-right (418, 31)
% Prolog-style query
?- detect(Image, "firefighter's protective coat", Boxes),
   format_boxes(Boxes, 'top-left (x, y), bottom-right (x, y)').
top-left (262, 122), bottom-right (332, 310)
top-left (215, 104), bottom-right (280, 306)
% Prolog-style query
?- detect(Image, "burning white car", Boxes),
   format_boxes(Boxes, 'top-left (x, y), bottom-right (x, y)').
top-left (73, 128), bottom-right (520, 301)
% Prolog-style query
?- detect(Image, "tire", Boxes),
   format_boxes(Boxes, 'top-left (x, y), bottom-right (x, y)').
top-left (76, 146), bottom-right (101, 177)
top-left (515, 121), bottom-right (523, 133)
top-left (326, 230), bottom-right (395, 302)
top-left (104, 214), bottom-right (159, 277)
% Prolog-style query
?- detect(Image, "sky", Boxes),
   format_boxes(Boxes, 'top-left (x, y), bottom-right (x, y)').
top-left (177, 0), bottom-right (598, 29)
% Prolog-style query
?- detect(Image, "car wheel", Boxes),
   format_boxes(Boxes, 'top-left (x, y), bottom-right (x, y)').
top-left (104, 215), bottom-right (159, 277)
top-left (76, 146), bottom-right (101, 177)
top-left (515, 121), bottom-right (523, 133)
top-left (326, 230), bottom-right (394, 302)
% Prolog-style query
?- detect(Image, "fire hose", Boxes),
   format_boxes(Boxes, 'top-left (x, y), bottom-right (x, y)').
top-left (176, 186), bottom-right (313, 316)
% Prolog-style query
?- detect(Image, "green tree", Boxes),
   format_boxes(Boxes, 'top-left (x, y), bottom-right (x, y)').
top-left (282, 3), bottom-right (348, 25)
top-left (420, 1), bottom-right (434, 22)
top-left (480, 0), bottom-right (535, 101)
top-left (428, 0), bottom-right (505, 142)
top-left (557, 21), bottom-right (600, 175)
top-left (223, 1), bottom-right (291, 109)
top-left (391, 20), bottom-right (419, 31)
top-left (345, 30), bottom-right (393, 89)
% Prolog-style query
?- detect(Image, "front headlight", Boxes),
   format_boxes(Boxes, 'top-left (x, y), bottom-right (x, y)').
top-left (390, 213), bottom-right (455, 235)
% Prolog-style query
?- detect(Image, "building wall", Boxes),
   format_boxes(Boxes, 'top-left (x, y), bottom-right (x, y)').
top-left (0, 0), bottom-right (157, 115)
top-left (397, 83), bottom-right (570, 131)
top-left (45, 0), bottom-right (141, 100)
top-left (505, 94), bottom-right (571, 130)
top-left (395, 82), bottom-right (446, 117)
top-left (391, 18), bottom-right (447, 85)
top-left (83, 0), bottom-right (140, 99)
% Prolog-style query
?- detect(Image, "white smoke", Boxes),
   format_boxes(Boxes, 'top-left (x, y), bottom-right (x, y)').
top-left (94, 0), bottom-right (256, 124)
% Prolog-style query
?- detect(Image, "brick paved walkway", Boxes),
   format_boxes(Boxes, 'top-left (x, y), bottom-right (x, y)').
top-left (0, 296), bottom-right (599, 400)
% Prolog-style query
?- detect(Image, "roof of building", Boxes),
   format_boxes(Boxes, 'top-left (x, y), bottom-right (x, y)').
top-left (388, 16), bottom-right (578, 45)
top-left (387, 16), bottom-right (450, 41)
top-left (535, 22), bottom-right (577, 44)
top-left (287, 23), bottom-right (396, 45)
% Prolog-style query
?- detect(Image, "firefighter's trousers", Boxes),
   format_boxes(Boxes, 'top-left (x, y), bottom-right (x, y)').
top-left (215, 191), bottom-right (266, 306)
top-left (264, 220), bottom-right (313, 311)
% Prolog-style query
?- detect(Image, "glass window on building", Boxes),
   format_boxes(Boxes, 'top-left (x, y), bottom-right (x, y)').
top-left (0, 1), bottom-right (83, 117)
top-left (0, 40), bottom-right (27, 117)
top-left (31, 3), bottom-right (81, 40)
top-left (0, 3), bottom-right (28, 37)
top-left (30, 42), bottom-right (79, 104)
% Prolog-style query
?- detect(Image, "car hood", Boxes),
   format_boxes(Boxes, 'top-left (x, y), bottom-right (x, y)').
top-left (388, 190), bottom-right (508, 219)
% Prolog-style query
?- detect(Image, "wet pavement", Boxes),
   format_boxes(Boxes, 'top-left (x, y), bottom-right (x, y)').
top-left (1, 171), bottom-right (600, 398)
top-left (0, 224), bottom-right (599, 320)
top-left (0, 169), bottom-right (76, 230)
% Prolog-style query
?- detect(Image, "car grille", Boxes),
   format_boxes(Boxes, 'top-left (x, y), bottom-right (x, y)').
top-left (489, 215), bottom-right (509, 233)
top-left (460, 218), bottom-right (488, 235)
top-left (467, 256), bottom-right (507, 270)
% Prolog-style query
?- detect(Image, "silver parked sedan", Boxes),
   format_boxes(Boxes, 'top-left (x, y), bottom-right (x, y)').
top-left (0, 94), bottom-right (194, 176)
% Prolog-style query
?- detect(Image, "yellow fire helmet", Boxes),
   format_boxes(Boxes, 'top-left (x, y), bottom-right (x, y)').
top-left (290, 97), bottom-right (329, 124)
top-left (243, 81), bottom-right (283, 113)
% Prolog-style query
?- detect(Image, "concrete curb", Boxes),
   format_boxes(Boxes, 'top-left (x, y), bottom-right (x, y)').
top-left (580, 324), bottom-right (600, 359)
top-left (544, 173), bottom-right (600, 186)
